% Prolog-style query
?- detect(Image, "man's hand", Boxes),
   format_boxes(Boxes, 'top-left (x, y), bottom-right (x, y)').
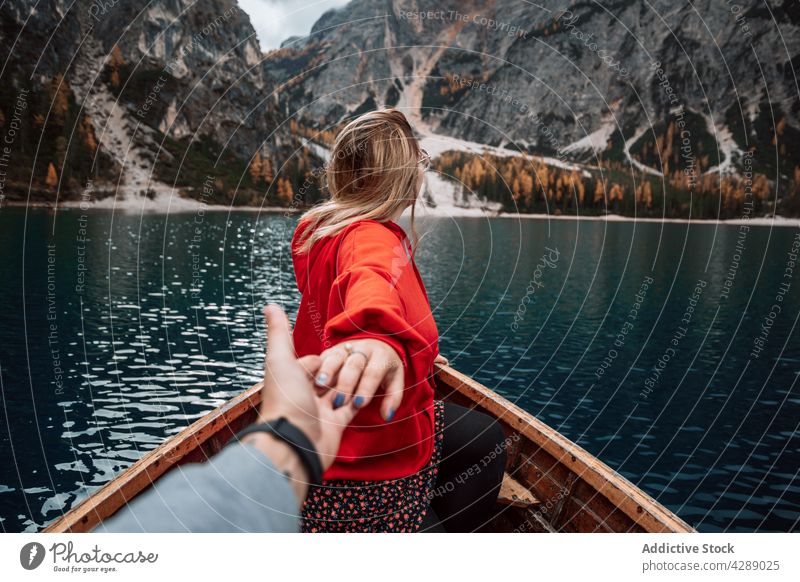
top-left (256, 304), bottom-right (359, 470)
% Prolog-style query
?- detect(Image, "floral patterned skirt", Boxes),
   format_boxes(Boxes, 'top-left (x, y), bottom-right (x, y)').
top-left (301, 400), bottom-right (444, 533)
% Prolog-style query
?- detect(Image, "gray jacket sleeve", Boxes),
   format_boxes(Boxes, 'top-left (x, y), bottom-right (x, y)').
top-left (93, 442), bottom-right (301, 533)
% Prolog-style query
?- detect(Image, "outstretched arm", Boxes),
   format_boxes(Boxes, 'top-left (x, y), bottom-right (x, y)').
top-left (313, 223), bottom-right (428, 419)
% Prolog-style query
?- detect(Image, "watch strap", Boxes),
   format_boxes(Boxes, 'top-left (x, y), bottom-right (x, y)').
top-left (232, 417), bottom-right (324, 485)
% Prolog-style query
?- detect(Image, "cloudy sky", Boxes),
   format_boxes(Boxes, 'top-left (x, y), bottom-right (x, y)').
top-left (238, 0), bottom-right (351, 51)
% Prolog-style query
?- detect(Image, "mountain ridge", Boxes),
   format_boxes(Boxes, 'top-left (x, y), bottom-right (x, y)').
top-left (1, 0), bottom-right (798, 218)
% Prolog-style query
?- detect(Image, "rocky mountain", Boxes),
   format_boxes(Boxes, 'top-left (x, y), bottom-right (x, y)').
top-left (1, 0), bottom-right (798, 217)
top-left (0, 0), bottom-right (324, 207)
top-left (271, 0), bottom-right (799, 164)
top-left (268, 0), bottom-right (800, 217)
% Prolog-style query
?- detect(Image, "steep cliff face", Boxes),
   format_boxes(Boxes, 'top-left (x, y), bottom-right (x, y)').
top-left (0, 0), bottom-right (323, 206)
top-left (268, 0), bottom-right (800, 182)
top-left (437, 0), bottom-right (800, 178)
top-left (1, 0), bottom-right (798, 214)
top-left (88, 0), bottom-right (269, 156)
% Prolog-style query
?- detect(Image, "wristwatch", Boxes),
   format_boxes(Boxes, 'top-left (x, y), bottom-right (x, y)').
top-left (231, 417), bottom-right (324, 485)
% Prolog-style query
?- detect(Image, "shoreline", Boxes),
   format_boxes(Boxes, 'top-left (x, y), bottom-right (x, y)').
top-left (493, 212), bottom-right (800, 228)
top-left (3, 200), bottom-right (799, 227)
top-left (1, 199), bottom-right (300, 214)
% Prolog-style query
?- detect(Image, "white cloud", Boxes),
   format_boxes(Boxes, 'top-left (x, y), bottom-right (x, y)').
top-left (238, 0), bottom-right (351, 51)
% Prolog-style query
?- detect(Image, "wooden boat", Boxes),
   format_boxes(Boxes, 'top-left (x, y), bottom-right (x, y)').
top-left (44, 364), bottom-right (694, 533)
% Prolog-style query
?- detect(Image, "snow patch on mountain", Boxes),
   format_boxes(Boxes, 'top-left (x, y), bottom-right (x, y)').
top-left (562, 121), bottom-right (616, 156)
top-left (623, 126), bottom-right (664, 177)
top-left (701, 114), bottom-right (743, 176)
top-left (420, 132), bottom-right (587, 173)
top-left (412, 171), bottom-right (503, 218)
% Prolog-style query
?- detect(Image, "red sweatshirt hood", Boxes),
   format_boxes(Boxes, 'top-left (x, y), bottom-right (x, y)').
top-left (291, 218), bottom-right (407, 293)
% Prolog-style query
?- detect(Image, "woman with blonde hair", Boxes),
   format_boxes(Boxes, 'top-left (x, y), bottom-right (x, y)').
top-left (291, 108), bottom-right (505, 532)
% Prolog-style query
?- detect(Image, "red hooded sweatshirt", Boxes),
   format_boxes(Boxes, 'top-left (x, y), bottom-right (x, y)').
top-left (291, 218), bottom-right (438, 481)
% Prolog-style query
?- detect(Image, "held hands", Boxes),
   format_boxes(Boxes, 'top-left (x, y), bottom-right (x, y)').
top-left (314, 338), bottom-right (405, 422)
top-left (257, 305), bottom-right (360, 470)
top-left (257, 302), bottom-right (431, 463)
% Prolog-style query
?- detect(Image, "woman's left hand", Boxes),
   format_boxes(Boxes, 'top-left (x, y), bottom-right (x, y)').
top-left (434, 354), bottom-right (449, 365)
top-left (314, 339), bottom-right (405, 422)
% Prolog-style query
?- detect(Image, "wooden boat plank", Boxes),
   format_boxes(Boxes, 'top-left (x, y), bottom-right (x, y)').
top-left (556, 496), bottom-right (617, 533)
top-left (510, 442), bottom-right (645, 532)
top-left (497, 473), bottom-right (539, 508)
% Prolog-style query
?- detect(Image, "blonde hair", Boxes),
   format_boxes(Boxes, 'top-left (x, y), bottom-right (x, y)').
top-left (295, 108), bottom-right (422, 254)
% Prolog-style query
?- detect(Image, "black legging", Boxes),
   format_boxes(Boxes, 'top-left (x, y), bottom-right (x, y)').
top-left (423, 402), bottom-right (507, 532)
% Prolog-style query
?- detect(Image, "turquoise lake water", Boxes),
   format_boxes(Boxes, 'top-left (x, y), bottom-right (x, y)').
top-left (0, 207), bottom-right (798, 532)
